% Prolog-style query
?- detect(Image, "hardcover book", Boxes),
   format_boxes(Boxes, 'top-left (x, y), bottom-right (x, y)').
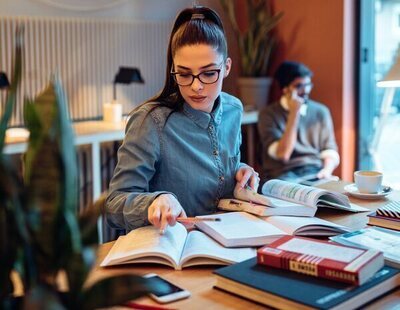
top-left (368, 212), bottom-right (400, 231)
top-left (214, 258), bottom-right (400, 310)
top-left (100, 222), bottom-right (256, 270)
top-left (257, 235), bottom-right (384, 285)
top-left (195, 212), bottom-right (350, 247)
top-left (260, 179), bottom-right (369, 213)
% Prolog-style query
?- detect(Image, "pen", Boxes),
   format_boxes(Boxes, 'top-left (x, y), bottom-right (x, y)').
top-left (176, 217), bottom-right (221, 222)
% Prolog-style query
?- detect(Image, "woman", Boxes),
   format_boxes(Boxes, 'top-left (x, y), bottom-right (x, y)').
top-left (106, 6), bottom-right (259, 233)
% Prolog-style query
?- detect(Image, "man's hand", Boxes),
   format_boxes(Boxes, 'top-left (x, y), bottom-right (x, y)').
top-left (317, 168), bottom-right (333, 179)
top-left (236, 165), bottom-right (260, 192)
top-left (286, 89), bottom-right (304, 114)
top-left (148, 194), bottom-right (187, 234)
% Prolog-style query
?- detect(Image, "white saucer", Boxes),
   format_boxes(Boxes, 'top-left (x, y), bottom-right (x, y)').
top-left (344, 183), bottom-right (392, 200)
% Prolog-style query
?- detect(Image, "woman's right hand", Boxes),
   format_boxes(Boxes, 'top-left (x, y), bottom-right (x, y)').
top-left (148, 194), bottom-right (187, 234)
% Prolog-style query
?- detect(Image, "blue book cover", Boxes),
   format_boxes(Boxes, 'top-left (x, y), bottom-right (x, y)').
top-left (214, 258), bottom-right (400, 309)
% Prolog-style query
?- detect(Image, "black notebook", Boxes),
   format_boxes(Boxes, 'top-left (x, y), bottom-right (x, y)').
top-left (214, 258), bottom-right (400, 310)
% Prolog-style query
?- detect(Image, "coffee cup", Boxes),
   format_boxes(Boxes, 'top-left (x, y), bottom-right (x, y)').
top-left (354, 171), bottom-right (383, 194)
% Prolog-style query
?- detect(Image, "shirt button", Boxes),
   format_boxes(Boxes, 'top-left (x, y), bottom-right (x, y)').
top-left (213, 150), bottom-right (219, 156)
top-left (219, 176), bottom-right (225, 181)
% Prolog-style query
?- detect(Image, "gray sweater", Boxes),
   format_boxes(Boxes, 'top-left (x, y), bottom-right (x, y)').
top-left (258, 99), bottom-right (338, 179)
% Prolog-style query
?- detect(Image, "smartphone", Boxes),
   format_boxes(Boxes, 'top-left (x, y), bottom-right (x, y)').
top-left (143, 273), bottom-right (191, 303)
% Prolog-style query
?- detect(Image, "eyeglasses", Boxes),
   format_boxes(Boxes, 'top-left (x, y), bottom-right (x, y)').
top-left (292, 82), bottom-right (313, 91)
top-left (171, 65), bottom-right (222, 86)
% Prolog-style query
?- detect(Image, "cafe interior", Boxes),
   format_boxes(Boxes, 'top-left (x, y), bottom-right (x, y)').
top-left (1, 0), bottom-right (400, 309)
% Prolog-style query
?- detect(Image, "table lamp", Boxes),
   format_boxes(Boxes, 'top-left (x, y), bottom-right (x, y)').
top-left (104, 67), bottom-right (144, 123)
top-left (370, 55), bottom-right (400, 169)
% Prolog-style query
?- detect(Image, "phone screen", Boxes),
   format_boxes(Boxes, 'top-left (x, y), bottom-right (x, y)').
top-left (149, 275), bottom-right (185, 297)
top-left (144, 273), bottom-right (190, 303)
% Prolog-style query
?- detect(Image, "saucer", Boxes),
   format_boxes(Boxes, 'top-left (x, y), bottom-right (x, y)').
top-left (344, 183), bottom-right (392, 200)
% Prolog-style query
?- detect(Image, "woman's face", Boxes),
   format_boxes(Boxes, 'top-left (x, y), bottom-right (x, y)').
top-left (173, 44), bottom-right (231, 113)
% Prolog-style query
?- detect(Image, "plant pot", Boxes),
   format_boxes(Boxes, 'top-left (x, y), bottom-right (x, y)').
top-left (237, 77), bottom-right (273, 111)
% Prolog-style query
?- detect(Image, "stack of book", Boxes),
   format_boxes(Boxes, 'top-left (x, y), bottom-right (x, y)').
top-left (368, 201), bottom-right (400, 231)
top-left (214, 257), bottom-right (400, 310)
top-left (213, 236), bottom-right (399, 309)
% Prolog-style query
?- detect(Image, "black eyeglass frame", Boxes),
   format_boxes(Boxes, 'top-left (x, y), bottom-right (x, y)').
top-left (291, 82), bottom-right (314, 91)
top-left (170, 68), bottom-right (222, 86)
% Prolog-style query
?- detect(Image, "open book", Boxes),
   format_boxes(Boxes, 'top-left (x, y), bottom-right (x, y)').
top-left (218, 184), bottom-right (317, 217)
top-left (195, 212), bottom-right (351, 247)
top-left (100, 222), bottom-right (256, 270)
top-left (261, 179), bottom-right (369, 213)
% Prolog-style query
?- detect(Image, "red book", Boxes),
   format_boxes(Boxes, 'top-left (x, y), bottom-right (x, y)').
top-left (257, 235), bottom-right (384, 285)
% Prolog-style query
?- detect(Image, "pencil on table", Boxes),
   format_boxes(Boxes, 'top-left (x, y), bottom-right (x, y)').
top-left (177, 217), bottom-right (221, 222)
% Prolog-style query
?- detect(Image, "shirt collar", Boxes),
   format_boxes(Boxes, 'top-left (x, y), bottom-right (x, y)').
top-left (280, 96), bottom-right (308, 116)
top-left (183, 96), bottom-right (223, 129)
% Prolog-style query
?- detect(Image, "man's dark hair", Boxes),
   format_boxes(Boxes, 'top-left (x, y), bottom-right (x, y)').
top-left (274, 61), bottom-right (313, 89)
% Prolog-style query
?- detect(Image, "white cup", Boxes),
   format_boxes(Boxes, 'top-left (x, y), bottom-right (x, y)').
top-left (354, 171), bottom-right (383, 194)
top-left (103, 102), bottom-right (123, 123)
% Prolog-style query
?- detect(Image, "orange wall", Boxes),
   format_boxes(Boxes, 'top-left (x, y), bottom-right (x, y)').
top-left (269, 0), bottom-right (356, 181)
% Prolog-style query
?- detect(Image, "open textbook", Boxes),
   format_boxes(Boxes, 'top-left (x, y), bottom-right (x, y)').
top-left (330, 226), bottom-right (400, 269)
top-left (100, 222), bottom-right (256, 270)
top-left (217, 184), bottom-right (317, 217)
top-left (195, 212), bottom-right (351, 247)
top-left (261, 179), bottom-right (369, 213)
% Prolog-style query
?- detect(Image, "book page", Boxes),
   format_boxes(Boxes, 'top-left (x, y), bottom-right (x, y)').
top-left (277, 238), bottom-right (363, 262)
top-left (261, 179), bottom-right (327, 207)
top-left (195, 212), bottom-right (287, 247)
top-left (332, 227), bottom-right (400, 263)
top-left (262, 179), bottom-right (368, 212)
top-left (263, 216), bottom-right (349, 236)
top-left (180, 230), bottom-right (256, 268)
top-left (233, 183), bottom-right (306, 209)
top-left (100, 223), bottom-right (188, 269)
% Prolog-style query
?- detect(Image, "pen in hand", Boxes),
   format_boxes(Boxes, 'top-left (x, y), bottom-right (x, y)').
top-left (176, 217), bottom-right (221, 223)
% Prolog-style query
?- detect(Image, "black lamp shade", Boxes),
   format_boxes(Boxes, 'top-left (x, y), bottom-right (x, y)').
top-left (0, 72), bottom-right (10, 89)
top-left (113, 67), bottom-right (144, 101)
top-left (114, 67), bottom-right (144, 84)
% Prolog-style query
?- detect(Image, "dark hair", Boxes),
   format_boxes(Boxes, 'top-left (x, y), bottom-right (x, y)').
top-left (144, 6), bottom-right (228, 110)
top-left (274, 61), bottom-right (313, 89)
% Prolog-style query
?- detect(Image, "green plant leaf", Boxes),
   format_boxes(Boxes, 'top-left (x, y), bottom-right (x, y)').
top-left (220, 0), bottom-right (284, 76)
top-left (0, 25), bottom-right (23, 151)
top-left (81, 274), bottom-right (168, 310)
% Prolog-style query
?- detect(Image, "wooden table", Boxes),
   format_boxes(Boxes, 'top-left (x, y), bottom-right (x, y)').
top-left (86, 181), bottom-right (400, 309)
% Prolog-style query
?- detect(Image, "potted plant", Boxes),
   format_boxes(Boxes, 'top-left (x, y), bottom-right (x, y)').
top-left (0, 26), bottom-right (167, 309)
top-left (220, 0), bottom-right (283, 110)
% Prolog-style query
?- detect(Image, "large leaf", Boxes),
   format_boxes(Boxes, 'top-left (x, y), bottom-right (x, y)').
top-left (23, 79), bottom-right (80, 279)
top-left (0, 24), bottom-right (27, 299)
top-left (81, 275), bottom-right (169, 310)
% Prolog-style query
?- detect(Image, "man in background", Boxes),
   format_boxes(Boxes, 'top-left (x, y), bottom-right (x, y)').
top-left (258, 61), bottom-right (340, 184)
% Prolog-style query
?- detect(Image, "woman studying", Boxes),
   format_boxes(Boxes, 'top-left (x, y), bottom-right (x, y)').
top-left (106, 6), bottom-right (259, 234)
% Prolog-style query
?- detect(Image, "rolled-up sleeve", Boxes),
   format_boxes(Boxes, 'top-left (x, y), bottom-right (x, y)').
top-left (106, 108), bottom-right (172, 231)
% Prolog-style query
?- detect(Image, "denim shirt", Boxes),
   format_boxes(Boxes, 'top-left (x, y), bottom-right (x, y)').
top-left (106, 92), bottom-right (245, 231)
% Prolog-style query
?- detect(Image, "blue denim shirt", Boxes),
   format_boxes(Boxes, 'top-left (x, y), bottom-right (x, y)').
top-left (106, 92), bottom-right (245, 231)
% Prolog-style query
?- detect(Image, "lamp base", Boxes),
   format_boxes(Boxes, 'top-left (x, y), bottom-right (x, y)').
top-left (103, 102), bottom-right (122, 123)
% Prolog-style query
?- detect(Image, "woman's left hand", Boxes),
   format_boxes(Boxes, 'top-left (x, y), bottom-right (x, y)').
top-left (236, 165), bottom-right (260, 192)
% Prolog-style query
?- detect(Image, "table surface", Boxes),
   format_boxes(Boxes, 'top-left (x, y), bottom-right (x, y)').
top-left (86, 181), bottom-right (400, 310)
